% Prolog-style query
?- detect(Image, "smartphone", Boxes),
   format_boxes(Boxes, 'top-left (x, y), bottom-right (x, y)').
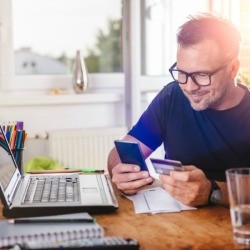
top-left (114, 140), bottom-right (148, 171)
top-left (150, 158), bottom-right (184, 175)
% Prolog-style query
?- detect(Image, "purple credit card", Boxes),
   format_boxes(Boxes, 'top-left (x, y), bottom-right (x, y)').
top-left (150, 158), bottom-right (184, 175)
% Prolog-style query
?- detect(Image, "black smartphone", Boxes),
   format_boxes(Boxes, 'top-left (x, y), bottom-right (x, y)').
top-left (114, 140), bottom-right (148, 171)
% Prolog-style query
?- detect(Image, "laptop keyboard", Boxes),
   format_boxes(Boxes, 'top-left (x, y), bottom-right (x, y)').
top-left (22, 175), bottom-right (79, 204)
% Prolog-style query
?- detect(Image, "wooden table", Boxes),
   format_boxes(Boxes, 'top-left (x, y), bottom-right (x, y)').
top-left (0, 191), bottom-right (246, 250)
top-left (94, 192), bottom-right (245, 250)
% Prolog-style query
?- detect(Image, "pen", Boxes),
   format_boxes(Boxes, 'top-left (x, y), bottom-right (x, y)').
top-left (82, 168), bottom-right (105, 174)
top-left (66, 167), bottom-right (105, 174)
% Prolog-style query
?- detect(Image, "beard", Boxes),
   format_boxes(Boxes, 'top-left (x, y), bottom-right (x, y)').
top-left (183, 85), bottom-right (228, 111)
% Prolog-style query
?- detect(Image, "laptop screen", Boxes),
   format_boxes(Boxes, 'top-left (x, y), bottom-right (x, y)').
top-left (0, 129), bottom-right (16, 190)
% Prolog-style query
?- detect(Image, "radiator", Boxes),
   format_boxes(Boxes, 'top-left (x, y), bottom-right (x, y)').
top-left (48, 127), bottom-right (127, 170)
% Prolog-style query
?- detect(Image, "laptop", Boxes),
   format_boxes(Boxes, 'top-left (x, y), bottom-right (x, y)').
top-left (0, 124), bottom-right (118, 218)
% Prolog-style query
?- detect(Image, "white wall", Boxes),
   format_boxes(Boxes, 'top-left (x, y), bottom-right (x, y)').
top-left (0, 90), bottom-right (167, 170)
top-left (0, 93), bottom-right (125, 161)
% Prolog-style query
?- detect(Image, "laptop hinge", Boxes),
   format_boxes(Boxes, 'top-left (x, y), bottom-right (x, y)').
top-left (7, 173), bottom-right (22, 205)
top-left (105, 175), bottom-right (118, 207)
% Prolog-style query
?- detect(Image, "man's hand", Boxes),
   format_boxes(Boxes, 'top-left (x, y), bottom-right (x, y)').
top-left (159, 165), bottom-right (211, 206)
top-left (111, 163), bottom-right (154, 195)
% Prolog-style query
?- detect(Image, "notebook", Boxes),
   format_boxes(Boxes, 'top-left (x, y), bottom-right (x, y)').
top-left (0, 123), bottom-right (118, 218)
top-left (0, 213), bottom-right (104, 248)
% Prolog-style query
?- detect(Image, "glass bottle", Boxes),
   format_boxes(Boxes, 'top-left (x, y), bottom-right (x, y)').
top-left (72, 50), bottom-right (88, 93)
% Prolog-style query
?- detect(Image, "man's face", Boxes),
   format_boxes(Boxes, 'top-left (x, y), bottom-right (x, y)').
top-left (176, 39), bottom-right (235, 111)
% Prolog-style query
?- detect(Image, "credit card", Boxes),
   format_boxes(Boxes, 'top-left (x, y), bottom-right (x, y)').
top-left (150, 158), bottom-right (183, 175)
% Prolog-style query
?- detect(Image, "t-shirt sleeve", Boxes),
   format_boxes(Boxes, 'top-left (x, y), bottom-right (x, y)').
top-left (128, 85), bottom-right (171, 150)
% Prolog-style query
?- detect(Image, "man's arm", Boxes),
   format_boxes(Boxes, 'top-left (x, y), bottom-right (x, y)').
top-left (107, 135), bottom-right (154, 195)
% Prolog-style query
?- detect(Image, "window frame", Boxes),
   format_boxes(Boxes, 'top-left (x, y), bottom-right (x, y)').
top-left (0, 0), bottom-right (239, 97)
top-left (0, 0), bottom-right (124, 92)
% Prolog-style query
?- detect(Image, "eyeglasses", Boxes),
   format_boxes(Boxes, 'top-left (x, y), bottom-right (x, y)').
top-left (169, 60), bottom-right (233, 86)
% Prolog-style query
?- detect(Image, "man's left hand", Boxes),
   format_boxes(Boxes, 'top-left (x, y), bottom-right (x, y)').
top-left (159, 165), bottom-right (211, 206)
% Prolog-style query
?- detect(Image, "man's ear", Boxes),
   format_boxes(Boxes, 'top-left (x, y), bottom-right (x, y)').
top-left (229, 59), bottom-right (240, 79)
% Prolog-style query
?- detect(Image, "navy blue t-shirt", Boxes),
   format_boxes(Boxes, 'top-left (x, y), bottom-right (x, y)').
top-left (128, 82), bottom-right (250, 181)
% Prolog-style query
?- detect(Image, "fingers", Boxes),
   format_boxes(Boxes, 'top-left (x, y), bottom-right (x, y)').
top-left (117, 177), bottom-right (153, 194)
top-left (159, 165), bottom-right (210, 206)
top-left (112, 163), bottom-right (150, 183)
top-left (161, 181), bottom-right (197, 205)
top-left (159, 165), bottom-right (205, 188)
top-left (111, 163), bottom-right (153, 194)
top-left (112, 163), bottom-right (140, 174)
top-left (183, 165), bottom-right (198, 171)
top-left (169, 165), bottom-right (203, 182)
top-left (160, 174), bottom-right (189, 190)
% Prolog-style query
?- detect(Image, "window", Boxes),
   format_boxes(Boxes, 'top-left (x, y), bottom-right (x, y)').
top-left (0, 0), bottom-right (241, 94)
top-left (128, 0), bottom-right (212, 93)
top-left (141, 0), bottom-right (209, 76)
top-left (0, 0), bottom-right (123, 91)
top-left (13, 0), bottom-right (122, 75)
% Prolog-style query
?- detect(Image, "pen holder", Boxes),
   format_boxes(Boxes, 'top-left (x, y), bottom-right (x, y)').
top-left (12, 148), bottom-right (25, 175)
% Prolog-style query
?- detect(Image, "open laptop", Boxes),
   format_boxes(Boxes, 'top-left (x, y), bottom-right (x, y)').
top-left (0, 124), bottom-right (118, 218)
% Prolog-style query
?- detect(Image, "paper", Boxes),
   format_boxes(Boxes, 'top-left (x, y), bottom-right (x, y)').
top-left (0, 213), bottom-right (104, 248)
top-left (126, 187), bottom-right (196, 214)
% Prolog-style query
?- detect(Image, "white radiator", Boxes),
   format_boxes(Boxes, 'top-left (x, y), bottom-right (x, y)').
top-left (48, 127), bottom-right (127, 170)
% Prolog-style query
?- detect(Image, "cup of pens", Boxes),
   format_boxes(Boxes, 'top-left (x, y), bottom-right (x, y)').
top-left (3, 121), bottom-right (27, 174)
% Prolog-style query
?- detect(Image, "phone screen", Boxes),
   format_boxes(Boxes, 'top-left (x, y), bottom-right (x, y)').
top-left (114, 140), bottom-right (148, 171)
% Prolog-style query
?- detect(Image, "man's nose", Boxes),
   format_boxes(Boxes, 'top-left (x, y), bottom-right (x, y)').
top-left (185, 76), bottom-right (200, 91)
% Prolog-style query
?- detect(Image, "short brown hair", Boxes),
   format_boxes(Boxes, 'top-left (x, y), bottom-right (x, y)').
top-left (177, 14), bottom-right (241, 59)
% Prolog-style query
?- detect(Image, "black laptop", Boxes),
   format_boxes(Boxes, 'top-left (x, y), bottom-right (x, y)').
top-left (0, 124), bottom-right (118, 218)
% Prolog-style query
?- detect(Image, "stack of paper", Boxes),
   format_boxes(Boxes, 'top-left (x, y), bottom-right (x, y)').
top-left (0, 213), bottom-right (103, 248)
top-left (126, 187), bottom-right (196, 214)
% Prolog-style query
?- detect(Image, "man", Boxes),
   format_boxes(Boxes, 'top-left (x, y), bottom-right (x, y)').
top-left (108, 14), bottom-right (250, 207)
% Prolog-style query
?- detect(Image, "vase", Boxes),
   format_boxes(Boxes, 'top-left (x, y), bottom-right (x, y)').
top-left (72, 50), bottom-right (88, 93)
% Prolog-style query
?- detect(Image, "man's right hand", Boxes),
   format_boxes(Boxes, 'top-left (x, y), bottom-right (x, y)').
top-left (111, 163), bottom-right (154, 195)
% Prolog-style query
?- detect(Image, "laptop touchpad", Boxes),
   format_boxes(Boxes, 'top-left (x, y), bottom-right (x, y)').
top-left (80, 175), bottom-right (106, 204)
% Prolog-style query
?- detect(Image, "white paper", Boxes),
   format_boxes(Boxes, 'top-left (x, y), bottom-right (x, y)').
top-left (143, 188), bottom-right (180, 212)
top-left (176, 200), bottom-right (197, 211)
top-left (126, 193), bottom-right (150, 214)
top-left (126, 187), bottom-right (196, 214)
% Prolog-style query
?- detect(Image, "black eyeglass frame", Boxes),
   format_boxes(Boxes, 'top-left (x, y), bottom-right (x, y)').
top-left (169, 60), bottom-right (233, 86)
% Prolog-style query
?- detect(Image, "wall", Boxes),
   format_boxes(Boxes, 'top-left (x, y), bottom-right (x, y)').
top-left (0, 92), bottom-right (125, 162)
top-left (0, 90), bottom-right (165, 166)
